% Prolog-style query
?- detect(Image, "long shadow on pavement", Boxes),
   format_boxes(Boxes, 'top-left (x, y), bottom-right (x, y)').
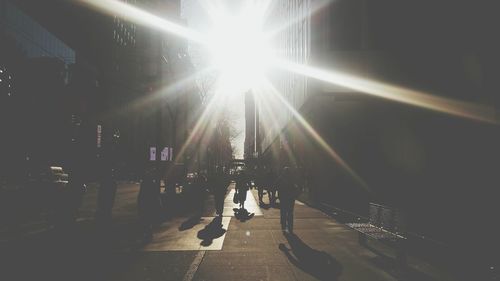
top-left (279, 233), bottom-right (343, 281)
top-left (232, 207), bottom-right (255, 222)
top-left (179, 216), bottom-right (204, 231)
top-left (197, 216), bottom-right (226, 246)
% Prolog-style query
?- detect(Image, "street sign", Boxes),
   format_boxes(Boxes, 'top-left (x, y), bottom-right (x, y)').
top-left (150, 147), bottom-right (173, 161)
top-left (161, 147), bottom-right (169, 161)
top-left (150, 147), bottom-right (156, 161)
top-left (96, 125), bottom-right (102, 148)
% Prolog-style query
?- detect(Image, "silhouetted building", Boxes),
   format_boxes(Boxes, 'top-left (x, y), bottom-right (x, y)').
top-left (0, 0), bottom-right (75, 64)
top-left (131, 1), bottom-right (203, 178)
top-left (244, 91), bottom-right (260, 161)
top-left (262, 0), bottom-right (500, 257)
top-left (0, 0), bottom-right (76, 180)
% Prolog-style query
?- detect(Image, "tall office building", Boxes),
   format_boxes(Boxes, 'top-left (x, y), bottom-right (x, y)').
top-left (261, 1), bottom-right (500, 252)
top-left (0, 0), bottom-right (75, 64)
top-left (260, 0), bottom-right (311, 154)
top-left (244, 91), bottom-right (259, 160)
top-left (0, 0), bottom-right (76, 178)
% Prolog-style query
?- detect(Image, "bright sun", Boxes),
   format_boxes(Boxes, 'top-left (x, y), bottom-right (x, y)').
top-left (207, 9), bottom-right (273, 95)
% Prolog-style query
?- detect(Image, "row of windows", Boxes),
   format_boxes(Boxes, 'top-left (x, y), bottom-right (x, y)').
top-left (273, 0), bottom-right (310, 109)
top-left (113, 28), bottom-right (136, 46)
top-left (260, 0), bottom-right (311, 149)
top-left (0, 66), bottom-right (13, 97)
top-left (112, 0), bottom-right (137, 47)
top-left (114, 16), bottom-right (136, 34)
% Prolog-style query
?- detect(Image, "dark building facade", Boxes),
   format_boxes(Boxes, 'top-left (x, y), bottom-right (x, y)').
top-left (261, 0), bottom-right (500, 260)
top-left (244, 91), bottom-right (260, 161)
top-left (0, 0), bottom-right (77, 180)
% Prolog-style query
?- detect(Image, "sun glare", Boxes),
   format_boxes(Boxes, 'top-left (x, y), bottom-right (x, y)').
top-left (207, 7), bottom-right (273, 95)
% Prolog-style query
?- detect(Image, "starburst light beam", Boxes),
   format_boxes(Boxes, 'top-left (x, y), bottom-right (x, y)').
top-left (76, 0), bottom-right (207, 44)
top-left (260, 80), bottom-right (370, 191)
top-left (107, 67), bottom-right (214, 121)
top-left (273, 59), bottom-right (497, 124)
top-left (174, 85), bottom-right (227, 163)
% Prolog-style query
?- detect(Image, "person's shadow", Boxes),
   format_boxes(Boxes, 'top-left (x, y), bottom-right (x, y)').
top-left (179, 216), bottom-right (203, 231)
top-left (259, 202), bottom-right (271, 210)
top-left (232, 207), bottom-right (255, 222)
top-left (197, 216), bottom-right (226, 246)
top-left (279, 233), bottom-right (342, 281)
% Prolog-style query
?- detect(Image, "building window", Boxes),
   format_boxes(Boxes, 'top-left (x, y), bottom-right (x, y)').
top-left (0, 66), bottom-right (14, 97)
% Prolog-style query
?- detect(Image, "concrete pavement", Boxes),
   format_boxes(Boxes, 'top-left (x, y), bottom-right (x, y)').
top-left (190, 187), bottom-right (456, 281)
top-left (1, 181), bottom-right (458, 281)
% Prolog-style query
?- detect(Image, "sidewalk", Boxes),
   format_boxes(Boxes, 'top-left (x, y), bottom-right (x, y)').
top-left (110, 182), bottom-right (457, 281)
top-left (188, 186), bottom-right (456, 281)
top-left (1, 182), bottom-right (458, 281)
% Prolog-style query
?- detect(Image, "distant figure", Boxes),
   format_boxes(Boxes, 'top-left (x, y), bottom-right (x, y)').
top-left (213, 170), bottom-right (229, 216)
top-left (266, 169), bottom-right (277, 206)
top-left (193, 173), bottom-right (207, 218)
top-left (138, 167), bottom-right (161, 243)
top-left (235, 171), bottom-right (249, 209)
top-left (96, 166), bottom-right (117, 227)
top-left (256, 168), bottom-right (265, 205)
top-left (276, 167), bottom-right (300, 234)
top-left (64, 169), bottom-right (87, 227)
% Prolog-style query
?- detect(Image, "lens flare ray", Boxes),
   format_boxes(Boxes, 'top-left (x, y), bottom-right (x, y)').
top-left (174, 85), bottom-right (227, 163)
top-left (253, 88), bottom-right (299, 167)
top-left (273, 59), bottom-right (497, 124)
top-left (264, 0), bottom-right (330, 41)
top-left (104, 67), bottom-right (214, 122)
top-left (76, 0), bottom-right (497, 126)
top-left (73, 0), bottom-right (497, 190)
top-left (76, 0), bottom-right (207, 44)
top-left (258, 79), bottom-right (370, 191)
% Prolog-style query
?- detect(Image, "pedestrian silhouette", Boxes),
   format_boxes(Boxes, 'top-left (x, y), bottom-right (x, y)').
top-left (276, 167), bottom-right (299, 233)
top-left (266, 168), bottom-right (277, 206)
top-left (137, 167), bottom-right (161, 243)
top-left (235, 171), bottom-right (249, 210)
top-left (213, 170), bottom-right (229, 216)
top-left (256, 167), bottom-right (265, 205)
top-left (192, 173), bottom-right (207, 218)
top-left (95, 165), bottom-right (117, 229)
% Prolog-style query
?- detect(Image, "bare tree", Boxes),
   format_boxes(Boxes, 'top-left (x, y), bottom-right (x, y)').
top-left (197, 73), bottom-right (216, 102)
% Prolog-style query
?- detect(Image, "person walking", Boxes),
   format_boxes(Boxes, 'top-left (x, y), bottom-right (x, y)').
top-left (267, 168), bottom-right (277, 206)
top-left (213, 169), bottom-right (229, 217)
top-left (256, 167), bottom-right (265, 205)
top-left (193, 173), bottom-right (207, 218)
top-left (235, 171), bottom-right (249, 210)
top-left (95, 165), bottom-right (117, 229)
top-left (137, 167), bottom-right (161, 243)
top-left (276, 167), bottom-right (300, 234)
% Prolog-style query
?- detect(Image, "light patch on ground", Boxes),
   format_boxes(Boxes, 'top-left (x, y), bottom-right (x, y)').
top-left (223, 189), bottom-right (263, 217)
top-left (142, 216), bottom-right (231, 251)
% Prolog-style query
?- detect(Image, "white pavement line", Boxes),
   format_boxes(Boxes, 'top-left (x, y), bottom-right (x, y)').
top-left (182, 250), bottom-right (206, 281)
